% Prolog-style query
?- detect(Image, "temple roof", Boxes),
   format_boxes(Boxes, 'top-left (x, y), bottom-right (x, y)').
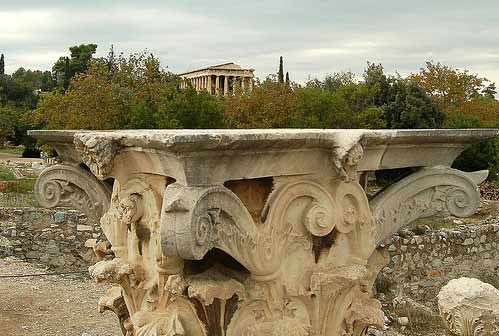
top-left (179, 62), bottom-right (254, 76)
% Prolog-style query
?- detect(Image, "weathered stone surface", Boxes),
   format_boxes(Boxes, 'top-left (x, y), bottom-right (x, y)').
top-left (0, 207), bottom-right (105, 269)
top-left (379, 221), bottom-right (499, 300)
top-left (438, 277), bottom-right (499, 336)
top-left (53, 211), bottom-right (66, 223)
top-left (29, 128), bottom-right (498, 336)
top-left (77, 224), bottom-right (93, 232)
top-left (33, 164), bottom-right (112, 222)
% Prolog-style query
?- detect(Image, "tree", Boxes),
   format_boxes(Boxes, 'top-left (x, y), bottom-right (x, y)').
top-left (364, 62), bottom-right (391, 106)
top-left (0, 104), bottom-right (19, 143)
top-left (291, 87), bottom-right (335, 128)
top-left (63, 57), bottom-right (71, 90)
top-left (384, 80), bottom-right (443, 129)
top-left (12, 68), bottom-right (55, 92)
top-left (278, 56), bottom-right (284, 84)
top-left (53, 44), bottom-right (98, 89)
top-left (308, 71), bottom-right (356, 93)
top-left (69, 44), bottom-right (98, 74)
top-left (482, 83), bottom-right (497, 99)
top-left (33, 50), bottom-right (190, 130)
top-left (0, 54), bottom-right (4, 75)
top-left (447, 112), bottom-right (499, 177)
top-left (447, 95), bottom-right (499, 127)
top-left (156, 87), bottom-right (224, 129)
top-left (0, 74), bottom-right (37, 107)
top-left (285, 72), bottom-right (290, 85)
top-left (33, 64), bottom-right (130, 130)
top-left (107, 44), bottom-right (116, 73)
top-left (358, 107), bottom-right (386, 129)
top-left (224, 76), bottom-right (296, 128)
top-left (409, 61), bottom-right (486, 113)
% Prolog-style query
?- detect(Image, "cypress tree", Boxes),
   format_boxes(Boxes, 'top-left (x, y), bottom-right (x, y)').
top-left (278, 56), bottom-right (284, 83)
top-left (285, 72), bottom-right (290, 85)
top-left (107, 44), bottom-right (115, 73)
top-left (0, 54), bottom-right (4, 75)
top-left (63, 56), bottom-right (71, 90)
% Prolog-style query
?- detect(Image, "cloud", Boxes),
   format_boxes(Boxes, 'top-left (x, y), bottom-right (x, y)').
top-left (0, 0), bottom-right (498, 86)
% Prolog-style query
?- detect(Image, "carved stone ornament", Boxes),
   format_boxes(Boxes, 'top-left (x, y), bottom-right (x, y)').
top-left (34, 164), bottom-right (112, 221)
top-left (438, 277), bottom-right (499, 336)
top-left (28, 129), bottom-right (498, 336)
top-left (370, 167), bottom-right (488, 245)
top-left (74, 133), bottom-right (119, 180)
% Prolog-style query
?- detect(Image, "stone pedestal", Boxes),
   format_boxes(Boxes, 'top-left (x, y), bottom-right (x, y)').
top-left (29, 128), bottom-right (498, 336)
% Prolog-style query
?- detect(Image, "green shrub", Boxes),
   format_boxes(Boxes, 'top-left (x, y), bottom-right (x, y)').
top-left (447, 113), bottom-right (499, 179)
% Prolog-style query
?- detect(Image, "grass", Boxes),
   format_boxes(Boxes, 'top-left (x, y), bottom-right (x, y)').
top-left (0, 146), bottom-right (24, 156)
top-left (2, 179), bottom-right (36, 193)
top-left (0, 164), bottom-right (36, 193)
top-left (0, 165), bottom-right (16, 181)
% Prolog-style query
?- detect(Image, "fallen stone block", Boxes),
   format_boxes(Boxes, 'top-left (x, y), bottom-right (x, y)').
top-left (438, 277), bottom-right (499, 336)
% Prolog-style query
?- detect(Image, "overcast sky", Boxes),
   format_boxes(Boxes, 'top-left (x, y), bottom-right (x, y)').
top-left (1, 0), bottom-right (498, 85)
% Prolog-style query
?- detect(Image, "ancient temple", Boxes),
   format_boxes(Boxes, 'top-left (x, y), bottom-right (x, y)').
top-left (179, 62), bottom-right (254, 95)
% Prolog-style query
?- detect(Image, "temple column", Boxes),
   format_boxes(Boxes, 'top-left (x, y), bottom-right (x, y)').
top-left (224, 75), bottom-right (229, 96)
top-left (241, 76), bottom-right (245, 93)
top-left (215, 76), bottom-right (220, 95)
top-left (249, 78), bottom-right (253, 92)
top-left (206, 76), bottom-right (212, 94)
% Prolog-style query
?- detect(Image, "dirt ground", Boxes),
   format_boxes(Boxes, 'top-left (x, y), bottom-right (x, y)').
top-left (0, 257), bottom-right (122, 336)
top-left (0, 152), bottom-right (42, 164)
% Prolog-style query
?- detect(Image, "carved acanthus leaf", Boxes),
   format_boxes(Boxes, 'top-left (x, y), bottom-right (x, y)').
top-left (162, 180), bottom-right (340, 278)
top-left (89, 258), bottom-right (135, 284)
top-left (187, 269), bottom-right (246, 305)
top-left (98, 287), bottom-right (131, 335)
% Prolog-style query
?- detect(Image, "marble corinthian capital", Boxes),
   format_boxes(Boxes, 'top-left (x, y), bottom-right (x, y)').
top-left (29, 128), bottom-right (498, 336)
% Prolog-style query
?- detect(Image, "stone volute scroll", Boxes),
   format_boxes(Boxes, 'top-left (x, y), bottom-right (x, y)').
top-left (370, 167), bottom-right (487, 245)
top-left (28, 128), bottom-right (499, 336)
top-left (34, 164), bottom-right (112, 222)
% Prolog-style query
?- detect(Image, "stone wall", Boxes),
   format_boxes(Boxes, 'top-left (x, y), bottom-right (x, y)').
top-left (0, 207), bottom-right (104, 269)
top-left (379, 220), bottom-right (499, 301)
top-left (2, 205), bottom-right (498, 288)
